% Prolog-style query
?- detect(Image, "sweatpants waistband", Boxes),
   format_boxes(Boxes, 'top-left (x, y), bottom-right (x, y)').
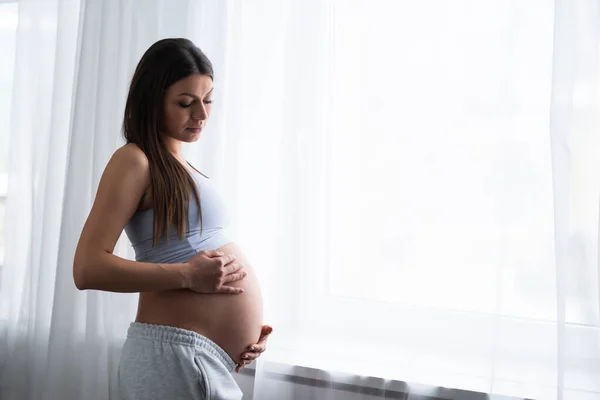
top-left (127, 322), bottom-right (236, 371)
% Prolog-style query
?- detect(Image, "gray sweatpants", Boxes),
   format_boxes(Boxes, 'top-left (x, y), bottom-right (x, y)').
top-left (118, 322), bottom-right (243, 400)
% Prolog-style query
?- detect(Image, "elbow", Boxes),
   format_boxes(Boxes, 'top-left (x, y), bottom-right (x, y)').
top-left (73, 251), bottom-right (92, 290)
top-left (73, 269), bottom-right (88, 290)
top-left (73, 263), bottom-right (89, 290)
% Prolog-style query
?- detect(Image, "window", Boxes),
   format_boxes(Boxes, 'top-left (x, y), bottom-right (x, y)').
top-left (249, 1), bottom-right (580, 397)
top-left (328, 0), bottom-right (556, 321)
top-left (0, 2), bottom-right (18, 268)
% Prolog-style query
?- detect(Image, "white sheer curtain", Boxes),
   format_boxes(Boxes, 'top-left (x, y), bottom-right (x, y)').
top-left (0, 0), bottom-right (228, 398)
top-left (1, 1), bottom-right (600, 399)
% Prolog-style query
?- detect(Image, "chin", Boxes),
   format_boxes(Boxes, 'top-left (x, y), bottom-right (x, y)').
top-left (182, 134), bottom-right (202, 143)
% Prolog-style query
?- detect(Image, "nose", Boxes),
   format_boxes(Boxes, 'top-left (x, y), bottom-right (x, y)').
top-left (191, 104), bottom-right (207, 121)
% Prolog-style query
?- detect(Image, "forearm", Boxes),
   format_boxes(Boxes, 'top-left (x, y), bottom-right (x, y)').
top-left (74, 250), bottom-right (190, 293)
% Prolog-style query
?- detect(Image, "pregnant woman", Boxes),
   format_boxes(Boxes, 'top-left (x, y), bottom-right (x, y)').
top-left (73, 38), bottom-right (270, 399)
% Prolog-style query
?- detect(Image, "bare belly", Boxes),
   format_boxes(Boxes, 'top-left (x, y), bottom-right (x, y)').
top-left (135, 243), bottom-right (264, 365)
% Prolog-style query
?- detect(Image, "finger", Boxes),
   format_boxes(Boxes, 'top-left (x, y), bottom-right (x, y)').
top-left (235, 361), bottom-right (251, 373)
top-left (259, 325), bottom-right (273, 339)
top-left (223, 262), bottom-right (245, 276)
top-left (254, 327), bottom-right (273, 346)
top-left (216, 286), bottom-right (244, 295)
top-left (247, 337), bottom-right (269, 353)
top-left (262, 324), bottom-right (273, 332)
top-left (240, 352), bottom-right (259, 361)
top-left (222, 271), bottom-right (247, 284)
top-left (200, 250), bottom-right (225, 258)
top-left (247, 343), bottom-right (267, 353)
top-left (220, 253), bottom-right (237, 266)
top-left (245, 332), bottom-right (272, 353)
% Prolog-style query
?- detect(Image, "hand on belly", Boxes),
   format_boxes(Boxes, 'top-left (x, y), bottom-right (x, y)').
top-left (136, 242), bottom-right (267, 365)
top-left (235, 325), bottom-right (273, 372)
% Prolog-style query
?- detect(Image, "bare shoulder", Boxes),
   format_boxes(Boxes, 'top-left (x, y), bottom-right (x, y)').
top-left (99, 143), bottom-right (150, 188)
top-left (93, 142), bottom-right (151, 209)
top-left (109, 143), bottom-right (149, 173)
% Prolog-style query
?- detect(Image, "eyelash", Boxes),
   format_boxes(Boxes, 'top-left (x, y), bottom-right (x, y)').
top-left (179, 100), bottom-right (213, 108)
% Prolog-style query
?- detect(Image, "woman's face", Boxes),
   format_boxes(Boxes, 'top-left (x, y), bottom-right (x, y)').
top-left (162, 73), bottom-right (213, 143)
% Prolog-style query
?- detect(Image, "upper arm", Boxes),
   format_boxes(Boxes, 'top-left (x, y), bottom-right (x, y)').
top-left (74, 144), bottom-right (150, 264)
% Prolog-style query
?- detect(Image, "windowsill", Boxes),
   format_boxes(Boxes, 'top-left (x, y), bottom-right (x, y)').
top-left (253, 323), bottom-right (574, 400)
top-left (238, 362), bottom-right (527, 400)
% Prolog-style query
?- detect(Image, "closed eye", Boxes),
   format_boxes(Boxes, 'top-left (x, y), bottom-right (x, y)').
top-left (179, 101), bottom-right (211, 107)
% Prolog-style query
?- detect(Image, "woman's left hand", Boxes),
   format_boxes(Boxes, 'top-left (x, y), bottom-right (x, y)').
top-left (236, 325), bottom-right (273, 372)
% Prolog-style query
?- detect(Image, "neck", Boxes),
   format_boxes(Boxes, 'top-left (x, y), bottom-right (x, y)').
top-left (162, 136), bottom-right (183, 159)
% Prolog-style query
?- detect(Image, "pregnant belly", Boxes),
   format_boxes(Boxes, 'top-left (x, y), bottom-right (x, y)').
top-left (135, 243), bottom-right (264, 364)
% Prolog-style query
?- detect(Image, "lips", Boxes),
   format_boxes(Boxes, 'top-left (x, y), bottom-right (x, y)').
top-left (186, 127), bottom-right (203, 133)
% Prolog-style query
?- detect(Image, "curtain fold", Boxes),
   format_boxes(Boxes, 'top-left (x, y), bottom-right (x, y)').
top-left (550, 1), bottom-right (600, 398)
top-left (1, 1), bottom-right (600, 399)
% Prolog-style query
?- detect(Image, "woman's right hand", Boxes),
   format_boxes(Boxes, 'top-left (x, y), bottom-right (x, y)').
top-left (184, 250), bottom-right (247, 294)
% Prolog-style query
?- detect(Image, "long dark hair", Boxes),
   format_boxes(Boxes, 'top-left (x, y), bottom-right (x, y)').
top-left (123, 38), bottom-right (213, 245)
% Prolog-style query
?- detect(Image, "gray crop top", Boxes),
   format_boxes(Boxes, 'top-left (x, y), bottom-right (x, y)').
top-left (124, 171), bottom-right (231, 264)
